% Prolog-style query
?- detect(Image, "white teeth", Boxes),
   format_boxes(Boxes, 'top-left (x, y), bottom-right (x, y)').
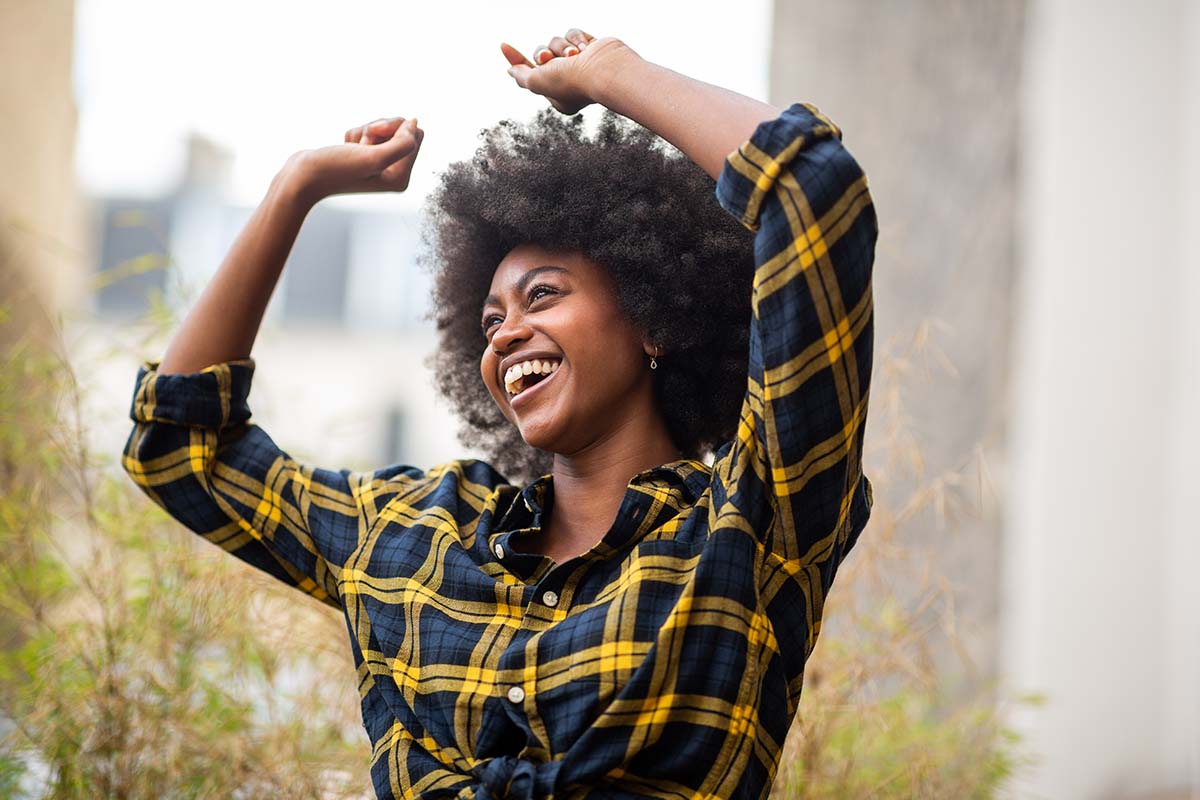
top-left (503, 358), bottom-right (561, 396)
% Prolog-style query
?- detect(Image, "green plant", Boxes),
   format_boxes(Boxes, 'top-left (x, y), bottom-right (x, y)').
top-left (0, 302), bottom-right (373, 799)
top-left (769, 319), bottom-right (1042, 799)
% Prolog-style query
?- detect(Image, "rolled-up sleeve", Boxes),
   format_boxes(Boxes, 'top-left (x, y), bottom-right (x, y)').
top-left (711, 102), bottom-right (877, 606)
top-left (120, 358), bottom-right (423, 611)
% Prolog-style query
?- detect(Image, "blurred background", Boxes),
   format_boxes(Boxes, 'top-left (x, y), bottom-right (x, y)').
top-left (1, 0), bottom-right (1196, 797)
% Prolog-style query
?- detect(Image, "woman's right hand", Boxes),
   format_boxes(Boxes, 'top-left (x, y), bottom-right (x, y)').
top-left (284, 116), bottom-right (424, 204)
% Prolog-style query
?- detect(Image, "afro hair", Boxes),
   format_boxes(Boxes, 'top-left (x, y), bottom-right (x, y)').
top-left (417, 107), bottom-right (757, 486)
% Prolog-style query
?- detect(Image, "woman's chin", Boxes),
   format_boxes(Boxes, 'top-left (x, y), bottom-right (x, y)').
top-left (516, 422), bottom-right (561, 453)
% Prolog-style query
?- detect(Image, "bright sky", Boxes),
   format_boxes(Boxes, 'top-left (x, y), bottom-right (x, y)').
top-left (73, 0), bottom-right (770, 212)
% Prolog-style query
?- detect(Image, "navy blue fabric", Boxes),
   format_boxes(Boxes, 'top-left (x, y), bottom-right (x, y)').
top-left (121, 102), bottom-right (877, 799)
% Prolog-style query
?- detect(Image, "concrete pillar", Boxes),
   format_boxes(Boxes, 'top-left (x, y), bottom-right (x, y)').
top-left (1002, 0), bottom-right (1199, 795)
top-left (0, 0), bottom-right (84, 348)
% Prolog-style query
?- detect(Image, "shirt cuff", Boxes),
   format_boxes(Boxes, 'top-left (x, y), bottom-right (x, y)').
top-left (129, 358), bottom-right (257, 429)
top-left (714, 102), bottom-right (844, 233)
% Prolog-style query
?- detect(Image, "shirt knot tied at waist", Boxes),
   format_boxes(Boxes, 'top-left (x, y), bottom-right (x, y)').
top-left (472, 754), bottom-right (560, 800)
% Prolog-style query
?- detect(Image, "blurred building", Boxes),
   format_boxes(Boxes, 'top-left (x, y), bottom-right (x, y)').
top-left (771, 1), bottom-right (1198, 797)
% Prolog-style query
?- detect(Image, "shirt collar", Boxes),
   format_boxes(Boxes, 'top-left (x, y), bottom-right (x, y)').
top-left (631, 458), bottom-right (712, 504)
top-left (519, 472), bottom-right (554, 516)
top-left (498, 458), bottom-right (712, 533)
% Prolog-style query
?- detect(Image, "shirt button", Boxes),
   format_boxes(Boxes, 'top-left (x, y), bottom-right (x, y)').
top-left (494, 543), bottom-right (505, 559)
top-left (542, 590), bottom-right (559, 607)
top-left (507, 685), bottom-right (525, 703)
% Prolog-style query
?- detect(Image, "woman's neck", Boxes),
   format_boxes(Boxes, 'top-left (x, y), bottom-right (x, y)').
top-left (541, 416), bottom-right (683, 562)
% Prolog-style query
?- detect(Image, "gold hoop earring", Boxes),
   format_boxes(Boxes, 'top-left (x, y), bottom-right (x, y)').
top-left (650, 345), bottom-right (659, 370)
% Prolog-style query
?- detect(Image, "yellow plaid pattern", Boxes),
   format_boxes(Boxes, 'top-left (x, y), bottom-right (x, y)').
top-left (120, 101), bottom-right (875, 800)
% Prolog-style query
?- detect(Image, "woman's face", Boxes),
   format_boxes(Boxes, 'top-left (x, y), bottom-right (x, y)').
top-left (479, 242), bottom-right (654, 454)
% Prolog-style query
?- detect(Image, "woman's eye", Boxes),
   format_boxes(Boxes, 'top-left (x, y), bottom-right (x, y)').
top-left (529, 285), bottom-right (555, 302)
top-left (481, 286), bottom-right (557, 335)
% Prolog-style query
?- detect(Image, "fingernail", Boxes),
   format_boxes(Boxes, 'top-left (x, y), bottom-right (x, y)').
top-left (565, 46), bottom-right (579, 56)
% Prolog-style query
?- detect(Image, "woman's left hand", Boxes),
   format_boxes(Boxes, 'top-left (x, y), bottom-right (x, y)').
top-left (501, 28), bottom-right (638, 115)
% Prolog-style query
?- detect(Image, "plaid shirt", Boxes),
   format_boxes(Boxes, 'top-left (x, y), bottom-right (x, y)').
top-left (121, 101), bottom-right (876, 800)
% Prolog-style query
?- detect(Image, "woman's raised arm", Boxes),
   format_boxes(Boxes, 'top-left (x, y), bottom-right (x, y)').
top-left (158, 115), bottom-right (423, 374)
top-left (157, 170), bottom-right (309, 374)
top-left (501, 31), bottom-right (780, 182)
top-left (125, 115), bottom-right (429, 610)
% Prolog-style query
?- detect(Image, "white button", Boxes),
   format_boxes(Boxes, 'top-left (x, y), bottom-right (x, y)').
top-left (507, 685), bottom-right (525, 703)
top-left (494, 543), bottom-right (505, 559)
top-left (542, 591), bottom-right (559, 607)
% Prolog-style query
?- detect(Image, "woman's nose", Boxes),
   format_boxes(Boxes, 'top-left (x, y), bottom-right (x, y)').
top-left (490, 313), bottom-right (532, 352)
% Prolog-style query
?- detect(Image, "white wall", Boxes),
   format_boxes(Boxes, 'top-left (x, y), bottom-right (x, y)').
top-left (1163, 0), bottom-right (1200, 787)
top-left (1002, 0), bottom-right (1199, 796)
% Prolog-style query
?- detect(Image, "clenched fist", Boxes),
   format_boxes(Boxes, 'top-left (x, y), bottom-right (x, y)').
top-left (284, 116), bottom-right (425, 203)
top-left (501, 28), bottom-right (639, 115)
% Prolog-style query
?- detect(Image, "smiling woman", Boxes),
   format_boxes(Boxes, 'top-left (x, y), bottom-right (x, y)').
top-left (121, 25), bottom-right (877, 800)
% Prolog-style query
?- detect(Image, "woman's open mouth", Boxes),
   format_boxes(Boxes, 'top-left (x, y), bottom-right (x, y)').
top-left (510, 363), bottom-right (561, 410)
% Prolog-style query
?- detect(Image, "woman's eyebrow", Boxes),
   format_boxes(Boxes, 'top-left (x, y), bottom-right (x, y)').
top-left (483, 265), bottom-right (569, 309)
